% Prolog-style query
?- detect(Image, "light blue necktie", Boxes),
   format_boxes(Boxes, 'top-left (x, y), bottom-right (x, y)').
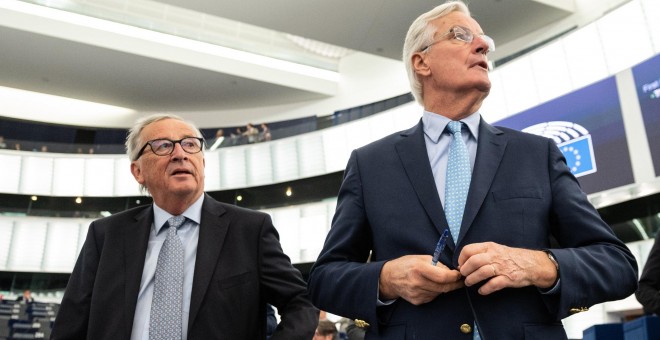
top-left (444, 122), bottom-right (481, 340)
top-left (149, 215), bottom-right (186, 340)
top-left (444, 121), bottom-right (471, 243)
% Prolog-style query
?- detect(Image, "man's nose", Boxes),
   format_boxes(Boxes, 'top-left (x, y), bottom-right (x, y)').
top-left (170, 142), bottom-right (188, 159)
top-left (473, 35), bottom-right (490, 55)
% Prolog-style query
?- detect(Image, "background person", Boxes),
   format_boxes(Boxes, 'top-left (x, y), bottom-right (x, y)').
top-left (243, 123), bottom-right (259, 143)
top-left (51, 113), bottom-right (317, 339)
top-left (16, 289), bottom-right (35, 303)
top-left (307, 1), bottom-right (637, 339)
top-left (314, 319), bottom-right (338, 340)
top-left (260, 123), bottom-right (272, 142)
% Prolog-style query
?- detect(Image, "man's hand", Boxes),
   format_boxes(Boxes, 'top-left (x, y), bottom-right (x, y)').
top-left (457, 242), bottom-right (558, 295)
top-left (379, 255), bottom-right (464, 305)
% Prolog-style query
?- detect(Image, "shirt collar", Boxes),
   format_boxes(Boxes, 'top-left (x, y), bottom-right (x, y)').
top-left (153, 194), bottom-right (204, 233)
top-left (422, 110), bottom-right (481, 143)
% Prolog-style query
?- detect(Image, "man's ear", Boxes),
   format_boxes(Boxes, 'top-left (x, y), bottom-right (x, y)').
top-left (412, 53), bottom-right (431, 77)
top-left (130, 161), bottom-right (145, 185)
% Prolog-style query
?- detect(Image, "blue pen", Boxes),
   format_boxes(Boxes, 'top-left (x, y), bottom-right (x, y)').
top-left (431, 229), bottom-right (449, 266)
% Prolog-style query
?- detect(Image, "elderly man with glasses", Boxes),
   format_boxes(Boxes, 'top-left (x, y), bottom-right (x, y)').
top-left (52, 113), bottom-right (318, 340)
top-left (308, 1), bottom-right (637, 339)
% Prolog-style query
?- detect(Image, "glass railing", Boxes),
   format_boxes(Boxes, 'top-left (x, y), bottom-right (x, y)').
top-left (0, 93), bottom-right (414, 155)
top-left (0, 140), bottom-right (124, 155)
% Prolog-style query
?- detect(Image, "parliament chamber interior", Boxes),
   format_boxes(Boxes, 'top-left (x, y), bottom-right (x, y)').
top-left (1, 0), bottom-right (660, 338)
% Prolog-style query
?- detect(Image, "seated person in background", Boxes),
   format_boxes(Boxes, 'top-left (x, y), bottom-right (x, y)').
top-left (314, 319), bottom-right (338, 340)
top-left (0, 135), bottom-right (7, 149)
top-left (636, 231), bottom-right (660, 315)
top-left (16, 289), bottom-right (35, 303)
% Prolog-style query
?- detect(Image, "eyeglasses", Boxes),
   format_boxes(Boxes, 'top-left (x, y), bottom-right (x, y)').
top-left (136, 137), bottom-right (204, 159)
top-left (420, 25), bottom-right (495, 53)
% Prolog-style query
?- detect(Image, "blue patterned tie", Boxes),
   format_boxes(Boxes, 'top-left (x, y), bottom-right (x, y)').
top-left (444, 121), bottom-right (471, 243)
top-left (149, 215), bottom-right (185, 340)
top-left (445, 122), bottom-right (480, 339)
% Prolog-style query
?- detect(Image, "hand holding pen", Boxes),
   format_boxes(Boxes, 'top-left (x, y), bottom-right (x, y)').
top-left (379, 240), bottom-right (464, 304)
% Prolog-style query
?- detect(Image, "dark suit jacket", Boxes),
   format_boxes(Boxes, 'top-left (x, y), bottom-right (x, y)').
top-left (636, 231), bottom-right (660, 314)
top-left (52, 194), bottom-right (317, 339)
top-left (308, 119), bottom-right (637, 339)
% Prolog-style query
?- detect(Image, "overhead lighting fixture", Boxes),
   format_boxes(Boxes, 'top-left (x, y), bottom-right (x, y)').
top-left (31, 195), bottom-right (38, 201)
top-left (75, 197), bottom-right (82, 204)
top-left (285, 34), bottom-right (353, 59)
top-left (285, 187), bottom-right (293, 197)
top-left (0, 85), bottom-right (135, 127)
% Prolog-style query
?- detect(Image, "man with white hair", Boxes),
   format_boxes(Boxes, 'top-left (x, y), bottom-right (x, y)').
top-left (308, 1), bottom-right (637, 339)
top-left (52, 113), bottom-right (317, 339)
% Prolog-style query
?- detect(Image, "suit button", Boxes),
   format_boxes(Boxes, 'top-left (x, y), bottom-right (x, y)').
top-left (354, 319), bottom-right (370, 329)
top-left (460, 323), bottom-right (472, 334)
top-left (569, 307), bottom-right (589, 314)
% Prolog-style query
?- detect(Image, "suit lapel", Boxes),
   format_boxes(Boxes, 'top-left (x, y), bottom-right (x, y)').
top-left (123, 206), bottom-right (152, 338)
top-left (459, 121), bottom-right (506, 241)
top-left (188, 194), bottom-right (229, 332)
top-left (395, 120), bottom-right (448, 237)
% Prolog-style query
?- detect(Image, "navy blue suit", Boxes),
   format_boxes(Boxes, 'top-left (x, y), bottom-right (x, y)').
top-left (308, 119), bottom-right (637, 339)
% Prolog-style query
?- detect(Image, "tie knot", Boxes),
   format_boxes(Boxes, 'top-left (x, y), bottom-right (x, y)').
top-left (167, 215), bottom-right (185, 229)
top-left (447, 121), bottom-right (463, 134)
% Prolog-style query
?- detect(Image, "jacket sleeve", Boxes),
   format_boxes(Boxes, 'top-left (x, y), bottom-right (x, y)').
top-left (307, 150), bottom-right (387, 334)
top-left (258, 214), bottom-right (319, 340)
top-left (543, 139), bottom-right (638, 318)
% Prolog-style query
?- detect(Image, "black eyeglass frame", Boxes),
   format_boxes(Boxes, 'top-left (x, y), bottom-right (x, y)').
top-left (135, 137), bottom-right (205, 160)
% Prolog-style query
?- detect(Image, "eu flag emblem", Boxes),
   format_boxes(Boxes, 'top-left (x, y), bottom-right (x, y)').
top-left (558, 135), bottom-right (596, 177)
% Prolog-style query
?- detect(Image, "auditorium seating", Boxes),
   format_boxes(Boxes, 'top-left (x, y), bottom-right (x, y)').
top-left (582, 316), bottom-right (660, 340)
top-left (0, 301), bottom-right (57, 340)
